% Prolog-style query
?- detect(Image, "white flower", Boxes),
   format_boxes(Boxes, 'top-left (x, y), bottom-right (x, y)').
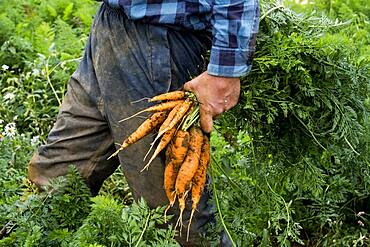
top-left (31, 135), bottom-right (40, 145)
top-left (3, 122), bottom-right (16, 137)
top-left (5, 122), bottom-right (15, 129)
top-left (32, 68), bottom-right (40, 76)
top-left (2, 64), bottom-right (9, 71)
top-left (4, 92), bottom-right (15, 101)
top-left (358, 220), bottom-right (365, 227)
top-left (357, 211), bottom-right (365, 216)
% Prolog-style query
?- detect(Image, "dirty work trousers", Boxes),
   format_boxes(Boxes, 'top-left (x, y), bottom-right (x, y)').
top-left (27, 2), bottom-right (228, 246)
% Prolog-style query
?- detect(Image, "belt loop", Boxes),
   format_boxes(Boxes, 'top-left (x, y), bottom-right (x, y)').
top-left (105, 0), bottom-right (120, 9)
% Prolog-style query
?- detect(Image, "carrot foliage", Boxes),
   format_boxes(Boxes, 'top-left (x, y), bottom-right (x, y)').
top-left (209, 0), bottom-right (369, 246)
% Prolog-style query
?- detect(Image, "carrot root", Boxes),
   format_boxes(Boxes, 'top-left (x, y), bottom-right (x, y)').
top-left (109, 112), bottom-right (167, 159)
top-left (130, 97), bottom-right (150, 104)
top-left (186, 209), bottom-right (195, 242)
top-left (175, 213), bottom-right (183, 236)
top-left (149, 91), bottom-right (186, 102)
top-left (141, 127), bottom-right (177, 171)
top-left (108, 143), bottom-right (128, 160)
top-left (119, 109), bottom-right (146, 122)
top-left (119, 100), bottom-right (183, 123)
top-left (156, 98), bottom-right (193, 140)
top-left (164, 204), bottom-right (171, 223)
top-left (175, 127), bottom-right (203, 197)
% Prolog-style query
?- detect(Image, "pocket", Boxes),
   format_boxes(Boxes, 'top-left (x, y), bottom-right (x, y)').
top-left (148, 26), bottom-right (172, 94)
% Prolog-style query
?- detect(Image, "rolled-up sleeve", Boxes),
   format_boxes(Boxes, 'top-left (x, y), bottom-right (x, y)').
top-left (208, 0), bottom-right (260, 77)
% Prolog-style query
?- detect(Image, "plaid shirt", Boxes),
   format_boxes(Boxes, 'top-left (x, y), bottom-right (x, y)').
top-left (106, 0), bottom-right (260, 77)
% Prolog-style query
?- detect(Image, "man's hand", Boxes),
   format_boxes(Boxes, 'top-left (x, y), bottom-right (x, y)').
top-left (183, 71), bottom-right (240, 133)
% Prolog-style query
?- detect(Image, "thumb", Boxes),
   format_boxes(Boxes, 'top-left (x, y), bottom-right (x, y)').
top-left (199, 105), bottom-right (213, 133)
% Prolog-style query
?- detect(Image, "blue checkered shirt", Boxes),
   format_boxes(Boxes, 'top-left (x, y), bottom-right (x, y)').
top-left (106, 0), bottom-right (260, 77)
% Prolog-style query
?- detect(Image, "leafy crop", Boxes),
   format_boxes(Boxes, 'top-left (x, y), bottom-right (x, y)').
top-left (0, 0), bottom-right (98, 138)
top-left (0, 167), bottom-right (178, 247)
top-left (212, 1), bottom-right (370, 245)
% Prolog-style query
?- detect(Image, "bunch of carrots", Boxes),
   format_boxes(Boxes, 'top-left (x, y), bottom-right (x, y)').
top-left (108, 90), bottom-right (210, 241)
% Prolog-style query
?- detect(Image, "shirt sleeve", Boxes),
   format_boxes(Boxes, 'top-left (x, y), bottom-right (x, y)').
top-left (207, 0), bottom-right (260, 78)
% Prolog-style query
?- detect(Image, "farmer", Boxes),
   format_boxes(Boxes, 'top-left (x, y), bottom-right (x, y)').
top-left (28, 0), bottom-right (260, 245)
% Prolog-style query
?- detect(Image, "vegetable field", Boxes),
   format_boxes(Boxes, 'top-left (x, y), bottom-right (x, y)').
top-left (0, 0), bottom-right (369, 246)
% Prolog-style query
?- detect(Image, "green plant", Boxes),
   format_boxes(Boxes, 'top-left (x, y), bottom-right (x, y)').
top-left (72, 197), bottom-right (179, 247)
top-left (0, 0), bottom-right (98, 139)
top-left (210, 1), bottom-right (369, 245)
top-left (0, 166), bottom-right (91, 246)
top-left (0, 167), bottom-right (179, 247)
top-left (0, 122), bottom-right (37, 227)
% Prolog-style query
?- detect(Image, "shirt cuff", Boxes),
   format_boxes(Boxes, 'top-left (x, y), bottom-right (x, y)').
top-left (207, 46), bottom-right (254, 78)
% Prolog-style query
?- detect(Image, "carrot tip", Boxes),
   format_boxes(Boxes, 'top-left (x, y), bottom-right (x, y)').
top-left (164, 204), bottom-right (171, 223)
top-left (143, 144), bottom-right (154, 162)
top-left (186, 209), bottom-right (195, 242)
top-left (130, 97), bottom-right (150, 104)
top-left (142, 152), bottom-right (156, 170)
top-left (107, 149), bottom-right (120, 160)
top-left (107, 142), bottom-right (129, 160)
top-left (118, 110), bottom-right (144, 122)
top-left (175, 208), bottom-right (184, 235)
top-left (140, 164), bottom-right (150, 173)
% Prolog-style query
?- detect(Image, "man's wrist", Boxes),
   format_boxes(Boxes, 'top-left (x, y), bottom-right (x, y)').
top-left (207, 62), bottom-right (251, 78)
top-left (205, 73), bottom-right (240, 83)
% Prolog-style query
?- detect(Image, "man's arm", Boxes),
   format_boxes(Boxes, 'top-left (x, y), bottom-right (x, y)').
top-left (184, 0), bottom-right (260, 133)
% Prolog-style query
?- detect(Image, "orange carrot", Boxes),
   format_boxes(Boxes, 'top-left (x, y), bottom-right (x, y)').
top-left (141, 107), bottom-right (180, 162)
top-left (149, 91), bottom-right (185, 102)
top-left (171, 130), bottom-right (190, 166)
top-left (149, 99), bottom-right (193, 157)
top-left (175, 127), bottom-right (203, 230)
top-left (157, 98), bottom-right (193, 138)
top-left (142, 99), bottom-right (191, 166)
top-left (119, 100), bottom-right (183, 122)
top-left (163, 160), bottom-right (177, 223)
top-left (165, 140), bottom-right (173, 165)
top-left (158, 103), bottom-right (182, 134)
top-left (141, 126), bottom-right (177, 172)
top-left (108, 111), bottom-right (167, 159)
top-left (187, 135), bottom-right (210, 241)
top-left (163, 130), bottom-right (190, 220)
top-left (164, 131), bottom-right (190, 199)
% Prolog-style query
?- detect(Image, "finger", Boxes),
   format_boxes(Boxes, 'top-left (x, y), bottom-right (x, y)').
top-left (183, 81), bottom-right (194, 92)
top-left (199, 105), bottom-right (213, 133)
